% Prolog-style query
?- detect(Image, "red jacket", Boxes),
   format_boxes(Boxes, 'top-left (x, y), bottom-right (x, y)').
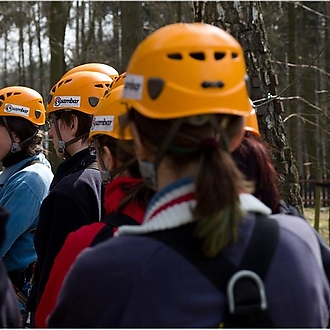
top-left (34, 177), bottom-right (145, 328)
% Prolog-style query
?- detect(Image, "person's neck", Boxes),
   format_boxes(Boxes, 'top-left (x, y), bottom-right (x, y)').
top-left (156, 159), bottom-right (198, 191)
top-left (65, 140), bottom-right (90, 157)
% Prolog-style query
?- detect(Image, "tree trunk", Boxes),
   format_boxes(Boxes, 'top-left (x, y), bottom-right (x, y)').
top-left (298, 7), bottom-right (318, 181)
top-left (28, 6), bottom-right (34, 89)
top-left (34, 2), bottom-right (46, 97)
top-left (47, 1), bottom-right (71, 171)
top-left (48, 1), bottom-right (71, 87)
top-left (324, 2), bottom-right (330, 178)
top-left (199, 1), bottom-right (302, 210)
top-left (18, 3), bottom-right (25, 85)
top-left (287, 2), bottom-right (301, 174)
top-left (111, 2), bottom-right (121, 71)
top-left (120, 2), bottom-right (143, 71)
top-left (176, 1), bottom-right (182, 22)
top-left (86, 2), bottom-right (96, 62)
top-left (74, 1), bottom-right (81, 65)
top-left (192, 1), bottom-right (206, 22)
top-left (3, 31), bottom-right (8, 86)
top-left (80, 1), bottom-right (87, 64)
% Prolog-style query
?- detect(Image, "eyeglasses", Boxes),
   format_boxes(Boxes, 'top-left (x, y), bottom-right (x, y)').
top-left (44, 114), bottom-right (61, 131)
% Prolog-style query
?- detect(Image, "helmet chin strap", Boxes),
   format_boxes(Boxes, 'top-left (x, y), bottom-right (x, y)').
top-left (99, 156), bottom-right (137, 186)
top-left (93, 140), bottom-right (136, 186)
top-left (1, 117), bottom-right (38, 161)
top-left (52, 115), bottom-right (88, 159)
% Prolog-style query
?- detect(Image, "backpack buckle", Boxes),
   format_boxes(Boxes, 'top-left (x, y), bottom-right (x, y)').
top-left (227, 270), bottom-right (267, 315)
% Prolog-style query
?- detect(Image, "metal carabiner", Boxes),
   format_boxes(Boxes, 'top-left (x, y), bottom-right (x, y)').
top-left (227, 270), bottom-right (268, 315)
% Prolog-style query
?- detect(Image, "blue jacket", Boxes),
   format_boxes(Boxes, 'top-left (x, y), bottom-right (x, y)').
top-left (49, 176), bottom-right (330, 328)
top-left (0, 153), bottom-right (53, 272)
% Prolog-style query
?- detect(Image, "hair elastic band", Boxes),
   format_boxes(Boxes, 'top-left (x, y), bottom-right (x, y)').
top-left (199, 137), bottom-right (219, 150)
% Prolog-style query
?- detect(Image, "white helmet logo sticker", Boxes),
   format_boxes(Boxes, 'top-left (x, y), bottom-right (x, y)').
top-left (4, 103), bottom-right (30, 117)
top-left (54, 96), bottom-right (81, 107)
top-left (123, 74), bottom-right (143, 100)
top-left (91, 115), bottom-right (114, 132)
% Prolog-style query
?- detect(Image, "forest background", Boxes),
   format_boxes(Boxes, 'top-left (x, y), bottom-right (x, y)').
top-left (0, 1), bottom-right (329, 214)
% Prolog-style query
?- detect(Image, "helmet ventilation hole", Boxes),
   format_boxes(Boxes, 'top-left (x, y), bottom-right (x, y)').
top-left (201, 81), bottom-right (224, 88)
top-left (232, 52), bottom-right (238, 58)
top-left (47, 94), bottom-right (53, 104)
top-left (63, 79), bottom-right (72, 85)
top-left (0, 95), bottom-right (4, 101)
top-left (214, 52), bottom-right (226, 60)
top-left (189, 52), bottom-right (205, 60)
top-left (167, 53), bottom-right (182, 60)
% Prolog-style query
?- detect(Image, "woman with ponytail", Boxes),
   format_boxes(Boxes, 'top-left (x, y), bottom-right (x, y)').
top-left (48, 23), bottom-right (330, 328)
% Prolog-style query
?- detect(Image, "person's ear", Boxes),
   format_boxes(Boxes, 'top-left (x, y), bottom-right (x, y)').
top-left (12, 132), bottom-right (20, 143)
top-left (70, 115), bottom-right (79, 135)
top-left (102, 146), bottom-right (116, 172)
top-left (229, 117), bottom-right (246, 152)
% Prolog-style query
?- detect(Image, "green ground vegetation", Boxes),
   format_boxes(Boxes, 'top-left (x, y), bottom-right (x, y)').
top-left (304, 208), bottom-right (330, 245)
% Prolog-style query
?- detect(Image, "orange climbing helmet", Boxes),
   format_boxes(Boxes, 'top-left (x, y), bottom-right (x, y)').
top-left (62, 63), bottom-right (119, 80)
top-left (0, 86), bottom-right (46, 125)
top-left (90, 85), bottom-right (132, 140)
top-left (245, 100), bottom-right (260, 137)
top-left (46, 71), bottom-right (113, 115)
top-left (122, 22), bottom-right (252, 120)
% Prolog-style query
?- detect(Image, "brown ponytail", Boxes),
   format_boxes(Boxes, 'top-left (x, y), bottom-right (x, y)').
top-left (128, 109), bottom-right (249, 257)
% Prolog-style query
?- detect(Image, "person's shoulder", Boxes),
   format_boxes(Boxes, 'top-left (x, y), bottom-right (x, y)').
top-left (53, 168), bottom-right (101, 192)
top-left (74, 234), bottom-right (164, 273)
top-left (6, 170), bottom-right (51, 198)
top-left (12, 156), bottom-right (53, 183)
top-left (270, 211), bottom-right (319, 252)
top-left (64, 167), bottom-right (102, 188)
top-left (278, 199), bottom-right (304, 219)
top-left (17, 164), bottom-right (53, 185)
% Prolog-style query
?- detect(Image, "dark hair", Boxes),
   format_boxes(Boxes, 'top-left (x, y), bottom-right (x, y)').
top-left (128, 108), bottom-right (249, 257)
top-left (231, 133), bottom-right (280, 213)
top-left (0, 116), bottom-right (43, 156)
top-left (56, 110), bottom-right (92, 143)
top-left (94, 134), bottom-right (154, 212)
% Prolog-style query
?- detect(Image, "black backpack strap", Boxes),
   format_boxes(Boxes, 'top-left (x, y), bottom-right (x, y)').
top-left (102, 212), bottom-right (141, 228)
top-left (240, 213), bottom-right (279, 277)
top-left (224, 213), bottom-right (279, 328)
top-left (90, 212), bottom-right (140, 247)
top-left (144, 213), bottom-right (279, 328)
top-left (144, 223), bottom-right (237, 293)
